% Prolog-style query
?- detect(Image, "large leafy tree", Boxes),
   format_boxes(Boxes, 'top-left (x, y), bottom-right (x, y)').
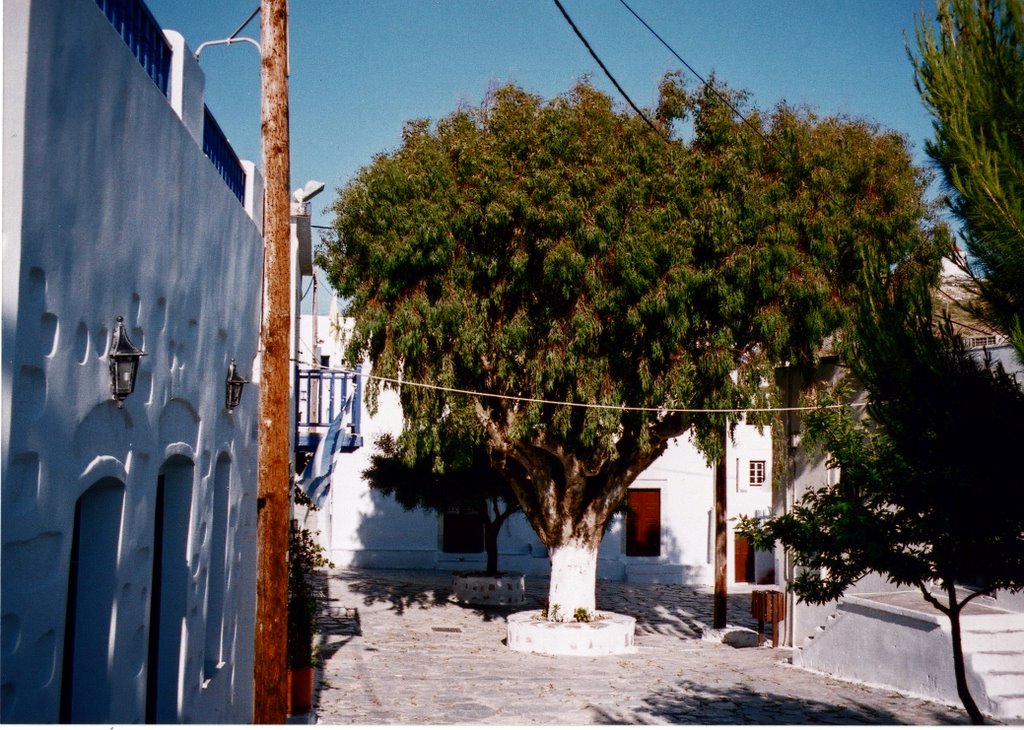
top-left (319, 74), bottom-right (939, 620)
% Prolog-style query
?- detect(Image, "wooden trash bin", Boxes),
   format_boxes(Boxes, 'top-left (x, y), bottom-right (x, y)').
top-left (751, 589), bottom-right (785, 647)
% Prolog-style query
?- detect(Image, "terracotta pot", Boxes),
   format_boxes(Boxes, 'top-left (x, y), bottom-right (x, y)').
top-left (288, 665), bottom-right (314, 716)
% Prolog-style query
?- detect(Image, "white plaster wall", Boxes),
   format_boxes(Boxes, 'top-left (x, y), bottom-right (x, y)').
top-left (300, 315), bottom-right (773, 584)
top-left (794, 595), bottom-right (995, 715)
top-left (2, 0), bottom-right (262, 722)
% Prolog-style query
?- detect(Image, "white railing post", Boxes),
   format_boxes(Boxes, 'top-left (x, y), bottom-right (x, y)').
top-left (162, 30), bottom-right (205, 146)
top-left (241, 161), bottom-right (264, 231)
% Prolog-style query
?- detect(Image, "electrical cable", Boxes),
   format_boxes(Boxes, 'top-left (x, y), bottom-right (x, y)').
top-left (290, 356), bottom-right (865, 415)
top-left (616, 0), bottom-right (775, 151)
top-left (228, 6), bottom-right (260, 41)
top-left (552, 0), bottom-right (666, 140)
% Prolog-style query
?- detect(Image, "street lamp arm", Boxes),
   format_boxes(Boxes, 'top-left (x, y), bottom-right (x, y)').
top-left (194, 36), bottom-right (261, 60)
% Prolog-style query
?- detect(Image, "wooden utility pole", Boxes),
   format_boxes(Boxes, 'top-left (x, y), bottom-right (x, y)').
top-left (254, 0), bottom-right (290, 722)
top-left (712, 423), bottom-right (728, 629)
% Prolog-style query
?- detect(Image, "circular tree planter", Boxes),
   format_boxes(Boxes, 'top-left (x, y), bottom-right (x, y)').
top-left (450, 572), bottom-right (527, 606)
top-left (506, 610), bottom-right (636, 656)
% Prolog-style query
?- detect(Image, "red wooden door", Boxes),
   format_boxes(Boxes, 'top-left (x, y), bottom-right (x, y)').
top-left (734, 534), bottom-right (755, 582)
top-left (626, 489), bottom-right (661, 557)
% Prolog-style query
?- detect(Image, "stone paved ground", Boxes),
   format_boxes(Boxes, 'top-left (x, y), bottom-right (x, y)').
top-left (308, 568), bottom-right (970, 725)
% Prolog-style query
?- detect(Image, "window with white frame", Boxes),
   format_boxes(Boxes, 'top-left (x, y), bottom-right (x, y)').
top-left (749, 460), bottom-right (766, 487)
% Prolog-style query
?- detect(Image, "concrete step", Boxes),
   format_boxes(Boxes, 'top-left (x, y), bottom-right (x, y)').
top-left (971, 651), bottom-right (1024, 673)
top-left (961, 612), bottom-right (1024, 633)
top-left (962, 628), bottom-right (1024, 653)
top-left (991, 694), bottom-right (1024, 721)
top-left (979, 671), bottom-right (1024, 697)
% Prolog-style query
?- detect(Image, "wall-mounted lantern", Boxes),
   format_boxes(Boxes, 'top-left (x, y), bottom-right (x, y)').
top-left (108, 316), bottom-right (146, 407)
top-left (225, 358), bottom-right (248, 413)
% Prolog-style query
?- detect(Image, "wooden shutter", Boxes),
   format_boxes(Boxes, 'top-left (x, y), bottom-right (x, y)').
top-left (626, 489), bottom-right (661, 557)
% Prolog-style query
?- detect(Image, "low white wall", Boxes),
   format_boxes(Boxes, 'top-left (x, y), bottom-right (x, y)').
top-left (796, 596), bottom-right (958, 700)
top-left (795, 594), bottom-right (992, 714)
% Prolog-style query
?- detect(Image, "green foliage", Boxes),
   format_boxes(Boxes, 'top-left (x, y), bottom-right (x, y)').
top-left (320, 74), bottom-right (936, 457)
top-left (573, 607), bottom-right (595, 623)
top-left (363, 431), bottom-right (519, 574)
top-left (912, 0), bottom-right (1024, 356)
top-left (288, 511), bottom-right (333, 668)
top-left (318, 73), bottom-right (940, 559)
top-left (363, 432), bottom-right (511, 514)
top-left (743, 261), bottom-right (1024, 605)
top-left (743, 5), bottom-right (1023, 721)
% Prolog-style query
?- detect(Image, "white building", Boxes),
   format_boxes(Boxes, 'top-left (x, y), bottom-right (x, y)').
top-left (297, 311), bottom-right (774, 586)
top-left (2, 0), bottom-right (263, 722)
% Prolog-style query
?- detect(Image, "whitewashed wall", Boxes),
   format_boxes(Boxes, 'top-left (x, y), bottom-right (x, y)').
top-left (2, 0), bottom-right (263, 722)
top-left (298, 313), bottom-right (773, 585)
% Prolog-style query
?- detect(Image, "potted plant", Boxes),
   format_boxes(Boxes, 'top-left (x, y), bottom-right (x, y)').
top-left (287, 506), bottom-right (332, 715)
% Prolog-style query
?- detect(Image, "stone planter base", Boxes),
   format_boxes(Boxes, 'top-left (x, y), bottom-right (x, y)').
top-left (450, 572), bottom-right (526, 606)
top-left (507, 610), bottom-right (637, 656)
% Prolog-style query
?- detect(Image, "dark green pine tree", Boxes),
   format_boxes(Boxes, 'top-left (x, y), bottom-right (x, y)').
top-left (319, 74), bottom-right (941, 622)
top-left (913, 0), bottom-right (1024, 356)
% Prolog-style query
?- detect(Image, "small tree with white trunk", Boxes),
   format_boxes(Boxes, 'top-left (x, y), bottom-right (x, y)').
top-left (318, 75), bottom-right (941, 622)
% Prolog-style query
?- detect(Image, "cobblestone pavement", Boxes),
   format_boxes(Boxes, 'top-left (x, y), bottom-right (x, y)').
top-left (308, 568), bottom-right (969, 725)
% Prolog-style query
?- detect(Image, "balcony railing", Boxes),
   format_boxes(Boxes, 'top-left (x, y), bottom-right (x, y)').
top-left (95, 0), bottom-right (171, 96)
top-left (202, 107), bottom-right (246, 203)
top-left (296, 368), bottom-right (363, 453)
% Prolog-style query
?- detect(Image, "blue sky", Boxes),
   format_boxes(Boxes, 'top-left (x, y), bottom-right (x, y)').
top-left (146, 0), bottom-right (942, 307)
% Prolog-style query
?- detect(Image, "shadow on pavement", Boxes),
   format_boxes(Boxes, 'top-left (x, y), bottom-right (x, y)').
top-left (331, 567), bottom-right (760, 639)
top-left (591, 679), bottom-right (968, 725)
top-left (336, 569), bottom-right (455, 614)
top-left (316, 605), bottom-right (361, 664)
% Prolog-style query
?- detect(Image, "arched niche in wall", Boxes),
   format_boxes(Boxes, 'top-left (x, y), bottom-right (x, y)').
top-left (157, 399), bottom-right (199, 455)
top-left (73, 403), bottom-right (132, 474)
top-left (59, 477), bottom-right (126, 723)
top-left (145, 455), bottom-right (194, 724)
top-left (202, 453), bottom-right (231, 681)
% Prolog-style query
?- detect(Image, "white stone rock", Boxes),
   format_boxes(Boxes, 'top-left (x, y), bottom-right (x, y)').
top-left (701, 625), bottom-right (761, 648)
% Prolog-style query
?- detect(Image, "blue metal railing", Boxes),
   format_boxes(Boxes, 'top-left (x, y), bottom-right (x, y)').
top-left (202, 107), bottom-right (246, 203)
top-left (95, 0), bottom-right (171, 96)
top-left (295, 368), bottom-right (363, 453)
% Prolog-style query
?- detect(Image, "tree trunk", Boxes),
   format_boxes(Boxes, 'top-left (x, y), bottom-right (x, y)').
top-left (483, 519), bottom-right (500, 576)
top-left (482, 416), bottom-right (667, 622)
top-left (946, 585), bottom-right (985, 724)
top-left (547, 541), bottom-right (598, 620)
top-left (713, 425), bottom-right (728, 629)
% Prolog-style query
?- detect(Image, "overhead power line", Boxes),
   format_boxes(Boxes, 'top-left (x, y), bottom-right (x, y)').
top-left (615, 0), bottom-right (774, 150)
top-left (229, 6), bottom-right (260, 41)
top-left (292, 357), bottom-right (865, 416)
top-left (552, 0), bottom-right (665, 140)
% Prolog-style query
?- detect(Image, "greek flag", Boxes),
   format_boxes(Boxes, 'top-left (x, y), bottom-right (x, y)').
top-left (297, 395), bottom-right (352, 508)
